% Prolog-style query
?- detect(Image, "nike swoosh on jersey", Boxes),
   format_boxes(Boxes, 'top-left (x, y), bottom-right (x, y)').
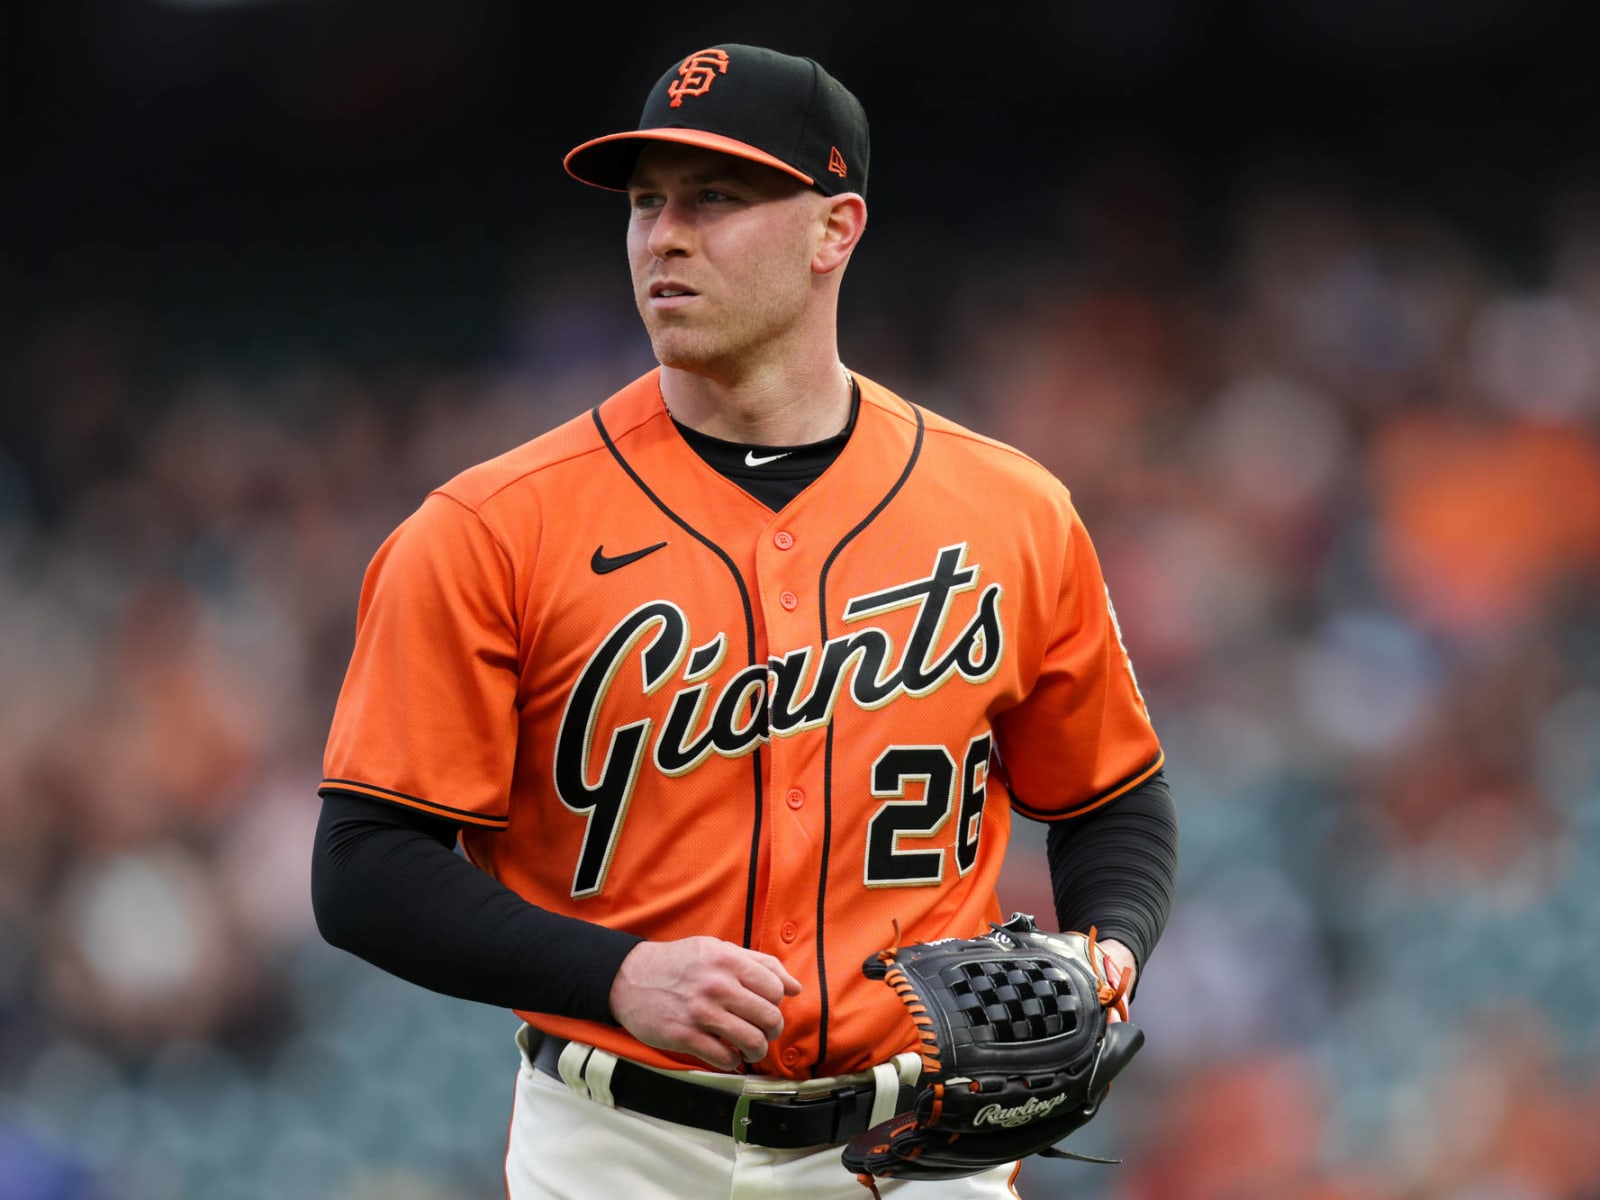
top-left (744, 450), bottom-right (791, 467)
top-left (591, 541), bottom-right (669, 574)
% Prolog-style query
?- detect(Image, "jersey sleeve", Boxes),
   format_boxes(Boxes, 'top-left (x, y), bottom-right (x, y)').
top-left (321, 492), bottom-right (524, 828)
top-left (994, 505), bottom-right (1163, 820)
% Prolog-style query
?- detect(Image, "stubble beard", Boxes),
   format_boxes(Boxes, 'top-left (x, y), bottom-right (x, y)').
top-left (643, 285), bottom-right (809, 380)
top-left (647, 320), bottom-right (723, 374)
top-left (645, 306), bottom-right (770, 380)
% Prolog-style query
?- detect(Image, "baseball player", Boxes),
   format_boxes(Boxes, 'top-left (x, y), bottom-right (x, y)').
top-left (312, 43), bottom-right (1179, 1199)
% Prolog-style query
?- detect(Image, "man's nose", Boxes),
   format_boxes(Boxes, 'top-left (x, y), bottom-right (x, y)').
top-left (647, 199), bottom-right (694, 258)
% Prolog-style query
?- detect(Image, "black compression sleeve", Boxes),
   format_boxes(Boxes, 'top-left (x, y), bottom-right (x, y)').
top-left (1045, 769), bottom-right (1178, 972)
top-left (310, 790), bottom-right (642, 1021)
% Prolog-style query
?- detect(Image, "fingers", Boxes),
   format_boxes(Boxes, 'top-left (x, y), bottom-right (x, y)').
top-left (733, 950), bottom-right (804, 1003)
top-left (1097, 937), bottom-right (1137, 1023)
top-left (674, 1024), bottom-right (754, 1072)
top-left (685, 1006), bottom-right (774, 1070)
top-left (609, 937), bottom-right (804, 1070)
top-left (697, 979), bottom-right (783, 1064)
top-left (707, 949), bottom-right (804, 1061)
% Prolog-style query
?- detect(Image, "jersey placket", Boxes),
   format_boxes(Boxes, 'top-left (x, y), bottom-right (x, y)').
top-left (752, 519), bottom-right (826, 1075)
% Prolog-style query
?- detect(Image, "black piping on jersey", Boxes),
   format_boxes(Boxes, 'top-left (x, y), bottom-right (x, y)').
top-left (1008, 747), bottom-right (1166, 822)
top-left (590, 408), bottom-right (767, 953)
top-left (319, 778), bottom-right (508, 828)
top-left (810, 404), bottom-right (925, 1075)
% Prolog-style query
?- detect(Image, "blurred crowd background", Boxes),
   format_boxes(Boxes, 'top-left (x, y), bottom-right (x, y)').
top-left (4, 2), bottom-right (1600, 1198)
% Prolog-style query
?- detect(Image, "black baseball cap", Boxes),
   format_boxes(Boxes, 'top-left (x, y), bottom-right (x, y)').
top-left (564, 44), bottom-right (869, 198)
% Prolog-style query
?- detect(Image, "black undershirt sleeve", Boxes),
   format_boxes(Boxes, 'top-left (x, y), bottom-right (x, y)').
top-left (310, 789), bottom-right (642, 1022)
top-left (1045, 769), bottom-right (1178, 974)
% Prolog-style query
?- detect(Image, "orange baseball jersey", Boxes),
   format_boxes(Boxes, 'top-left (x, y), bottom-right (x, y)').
top-left (322, 368), bottom-right (1162, 1079)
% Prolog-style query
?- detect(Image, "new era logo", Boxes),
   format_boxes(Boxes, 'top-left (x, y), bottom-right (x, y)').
top-left (667, 48), bottom-right (730, 107)
top-left (828, 146), bottom-right (848, 177)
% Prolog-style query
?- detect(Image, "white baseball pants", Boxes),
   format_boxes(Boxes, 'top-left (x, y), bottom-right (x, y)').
top-left (504, 1026), bottom-right (1021, 1199)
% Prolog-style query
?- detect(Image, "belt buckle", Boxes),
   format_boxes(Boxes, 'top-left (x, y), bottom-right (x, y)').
top-left (731, 1092), bottom-right (754, 1144)
top-left (730, 1086), bottom-right (803, 1144)
top-left (792, 1084), bottom-right (855, 1105)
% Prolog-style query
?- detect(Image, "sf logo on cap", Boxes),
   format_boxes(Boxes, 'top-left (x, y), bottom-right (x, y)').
top-left (667, 48), bottom-right (729, 107)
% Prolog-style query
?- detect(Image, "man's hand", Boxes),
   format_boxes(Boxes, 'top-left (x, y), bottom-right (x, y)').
top-left (1097, 937), bottom-right (1138, 1023)
top-left (609, 938), bottom-right (803, 1071)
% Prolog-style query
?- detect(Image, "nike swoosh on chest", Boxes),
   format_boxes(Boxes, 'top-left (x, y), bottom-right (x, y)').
top-left (590, 541), bottom-right (669, 574)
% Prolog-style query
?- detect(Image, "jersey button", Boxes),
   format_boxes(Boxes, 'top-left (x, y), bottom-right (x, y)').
top-left (774, 530), bottom-right (795, 550)
top-left (781, 1047), bottom-right (801, 1067)
top-left (785, 788), bottom-right (804, 809)
top-left (780, 921), bottom-right (799, 943)
top-left (779, 590), bottom-right (799, 611)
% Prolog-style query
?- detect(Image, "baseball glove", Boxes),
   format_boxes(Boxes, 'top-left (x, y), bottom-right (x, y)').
top-left (841, 913), bottom-right (1143, 1194)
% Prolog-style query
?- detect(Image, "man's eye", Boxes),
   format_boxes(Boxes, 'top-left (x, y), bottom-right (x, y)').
top-left (631, 193), bottom-right (663, 211)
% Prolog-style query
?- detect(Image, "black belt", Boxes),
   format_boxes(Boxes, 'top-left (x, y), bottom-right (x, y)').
top-left (531, 1036), bottom-right (917, 1149)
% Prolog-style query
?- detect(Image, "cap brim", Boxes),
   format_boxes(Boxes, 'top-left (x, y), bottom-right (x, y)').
top-left (563, 129), bottom-right (817, 192)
